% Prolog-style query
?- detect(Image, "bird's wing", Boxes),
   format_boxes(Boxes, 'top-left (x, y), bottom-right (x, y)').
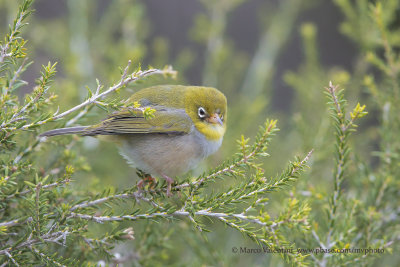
top-left (82, 107), bottom-right (192, 136)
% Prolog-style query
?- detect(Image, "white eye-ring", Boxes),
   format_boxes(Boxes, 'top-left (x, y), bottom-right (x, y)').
top-left (198, 107), bottom-right (207, 118)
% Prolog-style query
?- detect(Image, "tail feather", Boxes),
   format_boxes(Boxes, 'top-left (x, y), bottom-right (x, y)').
top-left (39, 126), bottom-right (88, 137)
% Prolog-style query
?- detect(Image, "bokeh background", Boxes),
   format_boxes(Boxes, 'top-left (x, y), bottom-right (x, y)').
top-left (1, 0), bottom-right (398, 266)
top-left (0, 0), bottom-right (359, 178)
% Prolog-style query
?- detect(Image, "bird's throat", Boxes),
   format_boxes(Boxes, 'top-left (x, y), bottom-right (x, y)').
top-left (194, 122), bottom-right (226, 141)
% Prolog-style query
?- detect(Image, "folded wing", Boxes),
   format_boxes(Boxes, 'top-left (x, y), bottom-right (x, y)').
top-left (82, 106), bottom-right (192, 136)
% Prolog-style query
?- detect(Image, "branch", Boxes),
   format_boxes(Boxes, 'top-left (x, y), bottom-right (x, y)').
top-left (4, 250), bottom-right (19, 267)
top-left (325, 82), bottom-right (347, 227)
top-left (196, 149), bottom-right (313, 209)
top-left (319, 82), bottom-right (366, 266)
top-left (0, 218), bottom-right (30, 228)
top-left (0, 0), bottom-right (31, 63)
top-left (5, 177), bottom-right (70, 200)
top-left (69, 209), bottom-right (306, 229)
top-left (51, 63), bottom-right (175, 121)
top-left (176, 120), bottom-right (278, 191)
top-left (2, 63), bottom-right (176, 131)
top-left (1, 184), bottom-right (160, 229)
top-left (6, 57), bottom-right (29, 95)
top-left (69, 190), bottom-right (161, 212)
top-left (0, 178), bottom-right (71, 228)
top-left (0, 230), bottom-right (68, 256)
top-left (30, 247), bottom-right (66, 267)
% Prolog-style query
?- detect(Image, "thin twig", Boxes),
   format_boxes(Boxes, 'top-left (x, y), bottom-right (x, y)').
top-left (51, 63), bottom-right (175, 121)
top-left (0, 7), bottom-right (27, 63)
top-left (176, 121), bottom-right (278, 191)
top-left (4, 250), bottom-right (19, 267)
top-left (1, 63), bottom-right (176, 131)
top-left (69, 191), bottom-right (160, 211)
top-left (204, 149), bottom-right (313, 207)
top-left (0, 230), bottom-right (69, 256)
top-left (7, 57), bottom-right (29, 94)
top-left (30, 247), bottom-right (66, 267)
top-left (65, 105), bottom-right (91, 127)
top-left (0, 217), bottom-right (32, 228)
top-left (6, 177), bottom-right (70, 200)
top-left (69, 209), bottom-right (306, 229)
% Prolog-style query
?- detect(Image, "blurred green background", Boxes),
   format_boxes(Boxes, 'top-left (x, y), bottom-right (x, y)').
top-left (2, 0), bottom-right (399, 266)
top-left (0, 0), bottom-right (358, 181)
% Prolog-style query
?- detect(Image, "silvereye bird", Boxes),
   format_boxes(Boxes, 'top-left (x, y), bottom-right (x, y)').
top-left (40, 85), bottom-right (227, 196)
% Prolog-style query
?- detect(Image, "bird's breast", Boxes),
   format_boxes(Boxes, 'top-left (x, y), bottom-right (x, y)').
top-left (119, 127), bottom-right (222, 178)
top-left (191, 127), bottom-right (223, 157)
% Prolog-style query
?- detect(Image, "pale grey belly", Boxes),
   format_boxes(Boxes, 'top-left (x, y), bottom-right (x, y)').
top-left (119, 130), bottom-right (222, 177)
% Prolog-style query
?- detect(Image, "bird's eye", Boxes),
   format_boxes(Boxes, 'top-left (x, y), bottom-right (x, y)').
top-left (198, 107), bottom-right (207, 118)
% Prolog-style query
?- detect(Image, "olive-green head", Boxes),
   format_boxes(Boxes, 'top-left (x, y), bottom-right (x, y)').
top-left (184, 86), bottom-right (227, 141)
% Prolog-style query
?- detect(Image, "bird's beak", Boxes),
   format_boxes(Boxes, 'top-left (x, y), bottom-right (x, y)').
top-left (207, 113), bottom-right (223, 126)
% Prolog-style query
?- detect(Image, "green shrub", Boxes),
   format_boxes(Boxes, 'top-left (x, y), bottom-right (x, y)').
top-left (1, 0), bottom-right (399, 266)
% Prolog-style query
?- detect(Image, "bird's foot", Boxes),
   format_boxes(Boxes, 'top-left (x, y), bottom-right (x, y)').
top-left (161, 174), bottom-right (174, 197)
top-left (137, 174), bottom-right (156, 191)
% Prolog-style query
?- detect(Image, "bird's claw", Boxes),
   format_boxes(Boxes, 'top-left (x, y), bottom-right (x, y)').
top-left (137, 174), bottom-right (156, 191)
top-left (161, 174), bottom-right (174, 197)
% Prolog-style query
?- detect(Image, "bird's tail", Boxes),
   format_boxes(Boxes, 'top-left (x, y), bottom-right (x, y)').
top-left (39, 126), bottom-right (88, 137)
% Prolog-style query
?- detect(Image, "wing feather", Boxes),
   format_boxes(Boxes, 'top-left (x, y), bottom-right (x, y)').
top-left (82, 107), bottom-right (192, 136)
